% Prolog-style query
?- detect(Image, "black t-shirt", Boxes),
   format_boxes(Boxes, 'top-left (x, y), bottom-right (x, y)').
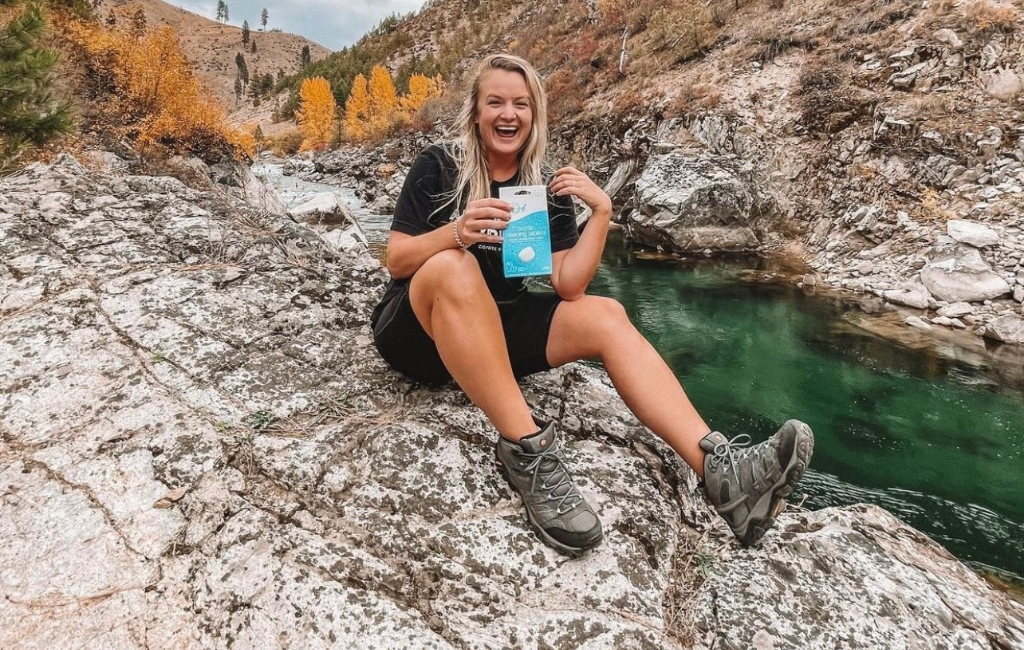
top-left (374, 144), bottom-right (579, 317)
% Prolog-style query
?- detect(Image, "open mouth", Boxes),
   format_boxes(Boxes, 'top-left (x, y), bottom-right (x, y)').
top-left (495, 125), bottom-right (519, 139)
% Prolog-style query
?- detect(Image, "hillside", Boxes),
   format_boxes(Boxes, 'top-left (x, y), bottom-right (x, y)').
top-left (95, 0), bottom-right (331, 114)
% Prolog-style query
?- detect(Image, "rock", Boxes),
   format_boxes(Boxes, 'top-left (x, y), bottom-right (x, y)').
top-left (856, 261), bottom-right (874, 275)
top-left (983, 67), bottom-right (1023, 101)
top-left (288, 192), bottom-right (357, 225)
top-left (905, 315), bottom-right (932, 330)
top-left (938, 302), bottom-right (975, 318)
top-left (802, 274), bottom-right (817, 287)
top-left (983, 314), bottom-right (1024, 344)
top-left (932, 28), bottom-right (963, 50)
top-left (931, 315), bottom-right (955, 327)
top-left (630, 153), bottom-right (770, 253)
top-left (947, 219), bottom-right (1000, 247)
top-left (921, 246), bottom-right (1012, 303)
top-left (1015, 285), bottom-right (1024, 303)
top-left (4, 154), bottom-right (1024, 649)
top-left (883, 284), bottom-right (932, 309)
top-left (693, 505), bottom-right (1024, 649)
top-left (888, 62), bottom-right (927, 89)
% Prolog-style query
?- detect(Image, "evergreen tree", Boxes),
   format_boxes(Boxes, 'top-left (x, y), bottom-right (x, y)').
top-left (300, 44), bottom-right (310, 67)
top-left (130, 5), bottom-right (146, 36)
top-left (215, 0), bottom-right (226, 22)
top-left (234, 76), bottom-right (242, 101)
top-left (234, 52), bottom-right (248, 87)
top-left (250, 39), bottom-right (256, 54)
top-left (260, 7), bottom-right (268, 31)
top-left (0, 1), bottom-right (73, 169)
top-left (241, 20), bottom-right (249, 44)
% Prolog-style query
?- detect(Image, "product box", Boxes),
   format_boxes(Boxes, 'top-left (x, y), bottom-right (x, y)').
top-left (498, 185), bottom-right (552, 278)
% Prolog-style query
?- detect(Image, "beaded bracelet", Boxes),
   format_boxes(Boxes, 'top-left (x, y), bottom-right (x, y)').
top-left (453, 216), bottom-right (470, 250)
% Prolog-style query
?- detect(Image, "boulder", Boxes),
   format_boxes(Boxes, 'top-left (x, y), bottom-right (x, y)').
top-left (983, 314), bottom-right (1024, 344)
top-left (947, 219), bottom-right (999, 247)
top-left (2, 155), bottom-right (1023, 650)
top-left (288, 191), bottom-right (357, 225)
top-left (932, 28), bottom-right (963, 50)
top-left (938, 301), bottom-right (975, 318)
top-left (921, 246), bottom-right (1012, 302)
top-left (883, 283), bottom-right (932, 309)
top-left (630, 154), bottom-right (768, 253)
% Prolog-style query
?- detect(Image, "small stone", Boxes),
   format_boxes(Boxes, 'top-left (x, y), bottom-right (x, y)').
top-left (802, 274), bottom-right (817, 287)
top-left (931, 316), bottom-right (955, 327)
top-left (938, 302), bottom-right (974, 318)
top-left (1015, 286), bottom-right (1024, 303)
top-left (947, 220), bottom-right (999, 247)
top-left (905, 316), bottom-right (932, 330)
top-left (950, 318), bottom-right (967, 329)
top-left (856, 261), bottom-right (875, 275)
top-left (983, 314), bottom-right (1024, 344)
top-left (932, 28), bottom-right (963, 50)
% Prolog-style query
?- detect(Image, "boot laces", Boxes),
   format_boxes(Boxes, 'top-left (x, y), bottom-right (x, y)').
top-left (708, 434), bottom-right (754, 477)
top-left (520, 449), bottom-right (581, 514)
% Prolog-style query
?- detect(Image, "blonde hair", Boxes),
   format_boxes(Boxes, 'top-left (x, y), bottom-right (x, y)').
top-left (437, 54), bottom-right (548, 216)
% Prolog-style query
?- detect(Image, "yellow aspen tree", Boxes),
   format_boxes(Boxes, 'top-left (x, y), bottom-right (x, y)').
top-left (295, 76), bottom-right (337, 150)
top-left (344, 73), bottom-right (369, 139)
top-left (366, 64), bottom-right (398, 135)
top-left (400, 73), bottom-right (440, 113)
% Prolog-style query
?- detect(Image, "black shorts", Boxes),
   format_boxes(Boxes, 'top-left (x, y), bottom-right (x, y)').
top-left (372, 283), bottom-right (563, 385)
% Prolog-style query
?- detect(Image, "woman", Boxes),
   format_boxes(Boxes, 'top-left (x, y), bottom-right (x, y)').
top-left (370, 54), bottom-right (814, 556)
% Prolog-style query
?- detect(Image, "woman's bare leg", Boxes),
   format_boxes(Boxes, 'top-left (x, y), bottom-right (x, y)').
top-left (546, 295), bottom-right (710, 475)
top-left (409, 250), bottom-right (536, 441)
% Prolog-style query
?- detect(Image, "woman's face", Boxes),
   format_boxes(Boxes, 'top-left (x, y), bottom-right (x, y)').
top-left (475, 69), bottom-right (533, 164)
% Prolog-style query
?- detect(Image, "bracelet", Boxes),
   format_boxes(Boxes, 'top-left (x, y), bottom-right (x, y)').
top-left (453, 216), bottom-right (470, 250)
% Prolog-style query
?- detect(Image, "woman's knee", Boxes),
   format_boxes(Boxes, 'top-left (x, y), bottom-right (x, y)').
top-left (581, 296), bottom-right (631, 335)
top-left (411, 250), bottom-right (487, 302)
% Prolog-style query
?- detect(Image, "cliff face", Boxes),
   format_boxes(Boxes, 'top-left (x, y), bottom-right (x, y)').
top-left (1, 155), bottom-right (1022, 649)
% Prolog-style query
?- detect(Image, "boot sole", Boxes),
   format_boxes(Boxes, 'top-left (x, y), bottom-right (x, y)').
top-left (495, 459), bottom-right (603, 557)
top-left (735, 420), bottom-right (814, 546)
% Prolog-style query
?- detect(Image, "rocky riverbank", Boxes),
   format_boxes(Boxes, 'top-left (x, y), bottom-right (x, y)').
top-left (2, 154), bottom-right (1023, 649)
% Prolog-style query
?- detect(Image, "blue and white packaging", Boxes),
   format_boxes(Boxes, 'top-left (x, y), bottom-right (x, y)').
top-left (498, 185), bottom-right (552, 278)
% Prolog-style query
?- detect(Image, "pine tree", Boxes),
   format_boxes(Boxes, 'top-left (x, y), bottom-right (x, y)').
top-left (250, 39), bottom-right (256, 54)
top-left (343, 73), bottom-right (368, 139)
top-left (215, 0), bottom-right (227, 22)
top-left (241, 20), bottom-right (249, 44)
top-left (295, 76), bottom-right (336, 150)
top-left (130, 5), bottom-right (146, 36)
top-left (367, 65), bottom-right (398, 134)
top-left (260, 7), bottom-right (268, 31)
top-left (300, 44), bottom-right (310, 67)
top-left (0, 1), bottom-right (73, 169)
top-left (235, 52), bottom-right (248, 87)
top-left (234, 76), bottom-right (242, 101)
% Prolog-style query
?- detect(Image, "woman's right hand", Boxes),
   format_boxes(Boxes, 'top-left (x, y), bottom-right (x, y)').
top-left (455, 198), bottom-right (512, 247)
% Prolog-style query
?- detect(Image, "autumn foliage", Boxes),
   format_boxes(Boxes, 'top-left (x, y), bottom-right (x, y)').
top-left (295, 76), bottom-right (336, 151)
top-left (343, 65), bottom-right (442, 141)
top-left (62, 17), bottom-right (253, 161)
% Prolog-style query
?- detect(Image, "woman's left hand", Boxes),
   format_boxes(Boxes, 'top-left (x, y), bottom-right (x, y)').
top-left (550, 166), bottom-right (612, 217)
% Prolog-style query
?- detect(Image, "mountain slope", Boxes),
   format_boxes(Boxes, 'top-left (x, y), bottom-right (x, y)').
top-left (96, 0), bottom-right (331, 110)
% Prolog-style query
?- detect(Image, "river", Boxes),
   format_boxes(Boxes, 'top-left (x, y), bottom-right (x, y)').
top-left (256, 162), bottom-right (1024, 584)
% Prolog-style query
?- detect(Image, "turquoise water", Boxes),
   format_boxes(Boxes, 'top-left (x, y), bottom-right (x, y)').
top-left (587, 237), bottom-right (1024, 582)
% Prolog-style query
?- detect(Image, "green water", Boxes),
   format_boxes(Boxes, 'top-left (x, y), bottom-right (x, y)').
top-left (586, 237), bottom-right (1024, 582)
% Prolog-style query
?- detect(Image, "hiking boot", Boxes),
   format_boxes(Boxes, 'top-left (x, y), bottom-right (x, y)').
top-left (700, 419), bottom-right (814, 546)
top-left (495, 421), bottom-right (603, 556)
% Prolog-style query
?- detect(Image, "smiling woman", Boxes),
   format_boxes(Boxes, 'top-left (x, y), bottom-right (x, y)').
top-left (368, 53), bottom-right (816, 558)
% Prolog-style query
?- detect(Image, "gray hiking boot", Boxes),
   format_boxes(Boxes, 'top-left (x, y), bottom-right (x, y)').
top-left (700, 419), bottom-right (814, 546)
top-left (495, 421), bottom-right (603, 555)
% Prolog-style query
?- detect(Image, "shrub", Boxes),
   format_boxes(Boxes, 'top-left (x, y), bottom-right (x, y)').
top-left (62, 19), bottom-right (253, 161)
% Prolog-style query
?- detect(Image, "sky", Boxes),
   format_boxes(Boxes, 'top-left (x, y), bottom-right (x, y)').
top-left (168, 0), bottom-right (426, 50)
